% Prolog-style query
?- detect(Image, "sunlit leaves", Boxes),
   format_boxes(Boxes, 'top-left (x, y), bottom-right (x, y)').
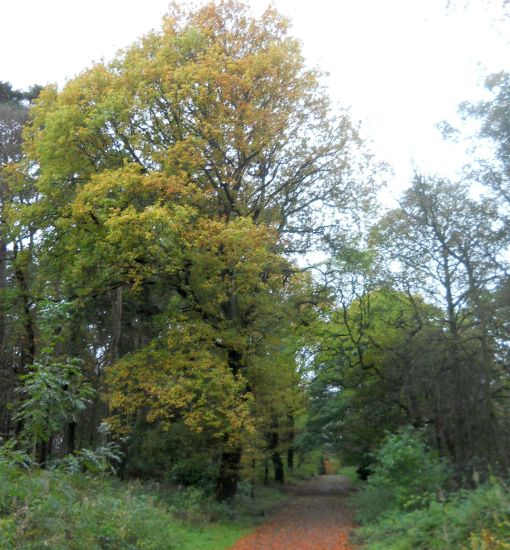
top-left (107, 322), bottom-right (253, 447)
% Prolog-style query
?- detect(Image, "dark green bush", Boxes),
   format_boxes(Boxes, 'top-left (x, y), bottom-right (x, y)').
top-left (356, 480), bottom-right (510, 549)
top-left (353, 427), bottom-right (450, 522)
top-left (124, 421), bottom-right (219, 490)
top-left (351, 425), bottom-right (510, 549)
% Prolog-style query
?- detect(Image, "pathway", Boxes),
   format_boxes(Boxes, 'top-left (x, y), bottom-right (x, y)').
top-left (230, 475), bottom-right (355, 550)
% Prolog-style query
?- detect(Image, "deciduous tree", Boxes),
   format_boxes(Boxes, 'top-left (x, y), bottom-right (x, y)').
top-left (23, 1), bottom-right (368, 498)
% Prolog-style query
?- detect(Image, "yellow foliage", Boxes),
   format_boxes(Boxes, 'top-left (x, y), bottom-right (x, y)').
top-left (107, 320), bottom-right (254, 447)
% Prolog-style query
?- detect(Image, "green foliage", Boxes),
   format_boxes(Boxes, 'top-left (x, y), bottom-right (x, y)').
top-left (53, 444), bottom-right (123, 476)
top-left (121, 421), bottom-right (218, 487)
top-left (337, 466), bottom-right (360, 484)
top-left (167, 486), bottom-right (222, 524)
top-left (352, 430), bottom-right (510, 548)
top-left (15, 359), bottom-right (94, 453)
top-left (0, 464), bottom-right (251, 550)
top-left (354, 428), bottom-right (450, 523)
top-left (356, 480), bottom-right (510, 550)
top-left (309, 284), bottom-right (440, 469)
top-left (373, 176), bottom-right (510, 477)
top-left (0, 438), bottom-right (33, 470)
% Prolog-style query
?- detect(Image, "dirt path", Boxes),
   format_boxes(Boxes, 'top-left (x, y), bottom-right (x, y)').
top-left (230, 475), bottom-right (355, 550)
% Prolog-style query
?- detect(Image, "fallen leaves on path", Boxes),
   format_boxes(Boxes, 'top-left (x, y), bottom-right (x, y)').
top-left (230, 475), bottom-right (355, 550)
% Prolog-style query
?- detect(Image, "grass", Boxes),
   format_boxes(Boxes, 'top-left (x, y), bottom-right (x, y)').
top-left (163, 523), bottom-right (250, 550)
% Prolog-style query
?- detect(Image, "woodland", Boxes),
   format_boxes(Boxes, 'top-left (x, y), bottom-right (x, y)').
top-left (1, 2), bottom-right (510, 548)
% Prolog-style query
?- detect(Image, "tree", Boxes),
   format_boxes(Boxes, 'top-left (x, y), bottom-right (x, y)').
top-left (0, 82), bottom-right (41, 438)
top-left (458, 72), bottom-right (510, 217)
top-left (310, 277), bottom-right (441, 472)
top-left (23, 1), bottom-right (368, 498)
top-left (0, 84), bottom-right (29, 376)
top-left (308, 174), bottom-right (510, 481)
top-left (373, 175), bottom-right (510, 477)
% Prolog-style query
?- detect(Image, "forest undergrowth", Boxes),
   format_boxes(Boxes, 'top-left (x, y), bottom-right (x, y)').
top-left (0, 460), bottom-right (289, 550)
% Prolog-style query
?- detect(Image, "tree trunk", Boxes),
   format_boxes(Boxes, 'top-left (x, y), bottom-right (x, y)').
top-left (13, 241), bottom-right (36, 371)
top-left (67, 421), bottom-right (77, 454)
top-left (287, 415), bottom-right (294, 470)
top-left (273, 450), bottom-right (284, 484)
top-left (0, 233), bottom-right (7, 359)
top-left (38, 436), bottom-right (52, 468)
top-left (268, 420), bottom-right (284, 484)
top-left (215, 347), bottom-right (245, 500)
top-left (287, 446), bottom-right (294, 471)
top-left (250, 458), bottom-right (256, 499)
top-left (111, 286), bottom-right (123, 362)
top-left (216, 446), bottom-right (242, 501)
top-left (0, 224), bottom-right (10, 438)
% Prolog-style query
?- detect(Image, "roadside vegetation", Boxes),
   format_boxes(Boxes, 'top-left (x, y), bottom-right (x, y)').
top-left (0, 454), bottom-right (291, 550)
top-left (350, 430), bottom-right (510, 549)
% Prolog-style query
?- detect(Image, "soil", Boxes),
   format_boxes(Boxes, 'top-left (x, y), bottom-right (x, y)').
top-left (230, 475), bottom-right (355, 550)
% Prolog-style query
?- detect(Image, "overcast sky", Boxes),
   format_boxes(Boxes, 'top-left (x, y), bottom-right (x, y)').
top-left (2, 0), bottom-right (510, 196)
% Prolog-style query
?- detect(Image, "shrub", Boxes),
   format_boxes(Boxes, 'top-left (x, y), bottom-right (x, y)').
top-left (52, 442), bottom-right (123, 475)
top-left (353, 427), bottom-right (450, 522)
top-left (356, 480), bottom-right (510, 549)
top-left (0, 438), bottom-right (34, 470)
top-left (15, 359), bottom-right (95, 453)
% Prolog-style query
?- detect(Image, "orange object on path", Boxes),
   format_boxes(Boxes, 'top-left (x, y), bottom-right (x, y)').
top-left (230, 475), bottom-right (355, 550)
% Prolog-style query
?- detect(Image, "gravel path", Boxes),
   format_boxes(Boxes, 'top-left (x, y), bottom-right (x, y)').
top-left (230, 475), bottom-right (355, 550)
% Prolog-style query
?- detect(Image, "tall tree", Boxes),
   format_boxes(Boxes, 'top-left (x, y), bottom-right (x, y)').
top-left (23, 1), bottom-right (369, 498)
top-left (373, 175), bottom-right (510, 477)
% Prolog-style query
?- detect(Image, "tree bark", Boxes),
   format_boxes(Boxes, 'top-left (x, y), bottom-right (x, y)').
top-left (0, 233), bottom-right (7, 358)
top-left (287, 415), bottom-right (294, 470)
top-left (13, 243), bottom-right (35, 371)
top-left (111, 286), bottom-right (123, 362)
top-left (273, 450), bottom-right (284, 484)
top-left (268, 422), bottom-right (284, 484)
top-left (67, 421), bottom-right (77, 454)
top-left (38, 436), bottom-right (52, 468)
top-left (216, 446), bottom-right (242, 501)
top-left (215, 346), bottom-right (244, 500)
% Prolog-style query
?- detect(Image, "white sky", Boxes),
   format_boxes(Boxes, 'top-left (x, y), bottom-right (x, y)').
top-left (2, 0), bottom-right (510, 198)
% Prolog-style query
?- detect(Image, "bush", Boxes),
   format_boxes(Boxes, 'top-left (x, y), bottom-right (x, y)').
top-left (15, 359), bottom-right (94, 461)
top-left (0, 438), bottom-right (34, 470)
top-left (123, 421), bottom-right (219, 490)
top-left (356, 480), bottom-right (510, 549)
top-left (337, 465), bottom-right (361, 484)
top-left (353, 427), bottom-right (450, 522)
